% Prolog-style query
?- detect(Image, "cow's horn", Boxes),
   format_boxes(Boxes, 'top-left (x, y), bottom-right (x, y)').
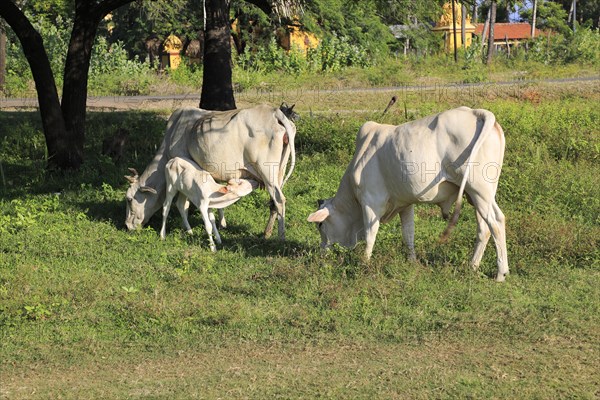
top-left (128, 167), bottom-right (139, 177)
top-left (125, 175), bottom-right (137, 184)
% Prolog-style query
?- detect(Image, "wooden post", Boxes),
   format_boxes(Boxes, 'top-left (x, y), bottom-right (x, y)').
top-left (531, 0), bottom-right (537, 38)
top-left (461, 3), bottom-right (467, 49)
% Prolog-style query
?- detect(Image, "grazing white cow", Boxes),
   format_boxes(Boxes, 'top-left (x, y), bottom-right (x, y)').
top-left (307, 106), bottom-right (508, 282)
top-left (160, 157), bottom-right (258, 251)
top-left (125, 104), bottom-right (296, 239)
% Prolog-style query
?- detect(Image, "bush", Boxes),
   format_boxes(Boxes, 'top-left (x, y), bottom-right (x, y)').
top-left (527, 26), bottom-right (600, 65)
top-left (235, 35), bottom-right (372, 75)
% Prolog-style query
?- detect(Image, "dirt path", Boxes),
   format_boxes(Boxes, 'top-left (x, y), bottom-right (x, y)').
top-left (1, 76), bottom-right (598, 111)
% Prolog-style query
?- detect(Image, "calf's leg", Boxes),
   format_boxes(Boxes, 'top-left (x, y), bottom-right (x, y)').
top-left (199, 202), bottom-right (217, 252)
top-left (175, 194), bottom-right (193, 234)
top-left (209, 212), bottom-right (222, 245)
top-left (217, 209), bottom-right (227, 229)
top-left (160, 185), bottom-right (177, 240)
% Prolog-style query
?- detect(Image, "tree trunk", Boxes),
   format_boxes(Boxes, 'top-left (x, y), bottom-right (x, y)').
top-left (0, 23), bottom-right (6, 91)
top-left (200, 0), bottom-right (236, 111)
top-left (0, 1), bottom-right (76, 170)
top-left (61, 4), bottom-right (101, 165)
top-left (572, 0), bottom-right (577, 32)
top-left (482, 7), bottom-right (490, 52)
top-left (486, 1), bottom-right (497, 65)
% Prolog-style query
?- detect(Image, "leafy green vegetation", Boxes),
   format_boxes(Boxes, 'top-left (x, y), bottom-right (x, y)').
top-left (1, 82), bottom-right (599, 398)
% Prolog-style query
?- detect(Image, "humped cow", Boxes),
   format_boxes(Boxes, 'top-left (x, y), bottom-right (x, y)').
top-left (160, 157), bottom-right (259, 251)
top-left (307, 106), bottom-right (508, 282)
top-left (125, 104), bottom-right (296, 239)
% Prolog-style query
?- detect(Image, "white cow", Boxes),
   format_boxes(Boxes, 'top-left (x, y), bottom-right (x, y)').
top-left (307, 107), bottom-right (508, 282)
top-left (125, 104), bottom-right (296, 239)
top-left (160, 157), bottom-right (258, 251)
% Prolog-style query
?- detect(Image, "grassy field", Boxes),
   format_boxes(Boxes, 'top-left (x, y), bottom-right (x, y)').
top-left (1, 80), bottom-right (599, 398)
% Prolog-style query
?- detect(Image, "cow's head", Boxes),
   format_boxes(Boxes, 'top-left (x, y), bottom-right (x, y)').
top-left (124, 168), bottom-right (159, 231)
top-left (279, 102), bottom-right (299, 122)
top-left (307, 199), bottom-right (364, 249)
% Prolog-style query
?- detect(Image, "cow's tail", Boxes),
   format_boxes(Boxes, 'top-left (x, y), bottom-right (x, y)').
top-left (276, 109), bottom-right (296, 187)
top-left (440, 109), bottom-right (496, 242)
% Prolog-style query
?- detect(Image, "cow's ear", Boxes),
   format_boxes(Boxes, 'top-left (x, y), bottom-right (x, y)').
top-left (140, 186), bottom-right (157, 194)
top-left (307, 207), bottom-right (330, 223)
top-left (218, 186), bottom-right (229, 194)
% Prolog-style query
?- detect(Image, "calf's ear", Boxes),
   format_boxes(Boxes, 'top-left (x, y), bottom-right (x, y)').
top-left (307, 207), bottom-right (330, 223)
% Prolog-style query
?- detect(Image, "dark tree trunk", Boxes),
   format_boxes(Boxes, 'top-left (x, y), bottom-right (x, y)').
top-left (60, 0), bottom-right (134, 166)
top-left (486, 1), bottom-right (497, 65)
top-left (61, 4), bottom-right (101, 164)
top-left (200, 0), bottom-right (236, 111)
top-left (0, 1), bottom-right (75, 170)
top-left (1, 0), bottom-right (134, 170)
top-left (0, 23), bottom-right (6, 91)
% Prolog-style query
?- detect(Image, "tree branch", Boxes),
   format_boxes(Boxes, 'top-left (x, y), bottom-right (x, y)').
top-left (244, 0), bottom-right (273, 16)
top-left (95, 0), bottom-right (136, 19)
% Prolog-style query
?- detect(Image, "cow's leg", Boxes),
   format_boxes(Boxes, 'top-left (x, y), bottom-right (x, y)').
top-left (362, 204), bottom-right (383, 260)
top-left (264, 199), bottom-right (278, 239)
top-left (175, 194), bottom-right (193, 234)
top-left (217, 209), bottom-right (227, 229)
top-left (471, 196), bottom-right (508, 282)
top-left (400, 205), bottom-right (416, 261)
top-left (470, 209), bottom-right (491, 271)
top-left (160, 185), bottom-right (177, 240)
top-left (199, 202), bottom-right (217, 252)
top-left (264, 185), bottom-right (286, 240)
top-left (209, 211), bottom-right (222, 245)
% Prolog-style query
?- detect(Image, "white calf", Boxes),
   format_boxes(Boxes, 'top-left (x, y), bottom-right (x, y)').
top-left (161, 157), bottom-right (257, 251)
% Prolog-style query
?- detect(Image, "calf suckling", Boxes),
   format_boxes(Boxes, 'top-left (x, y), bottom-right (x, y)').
top-left (161, 157), bottom-right (258, 251)
top-left (124, 104), bottom-right (296, 240)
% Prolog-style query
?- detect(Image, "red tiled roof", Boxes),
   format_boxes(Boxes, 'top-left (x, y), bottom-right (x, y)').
top-left (474, 22), bottom-right (540, 40)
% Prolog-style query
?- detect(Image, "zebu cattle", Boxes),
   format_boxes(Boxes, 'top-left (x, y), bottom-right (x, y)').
top-left (307, 107), bottom-right (508, 281)
top-left (161, 157), bottom-right (258, 251)
top-left (125, 104), bottom-right (296, 239)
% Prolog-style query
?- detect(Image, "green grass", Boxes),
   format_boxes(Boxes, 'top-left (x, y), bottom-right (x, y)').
top-left (0, 84), bottom-right (599, 398)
